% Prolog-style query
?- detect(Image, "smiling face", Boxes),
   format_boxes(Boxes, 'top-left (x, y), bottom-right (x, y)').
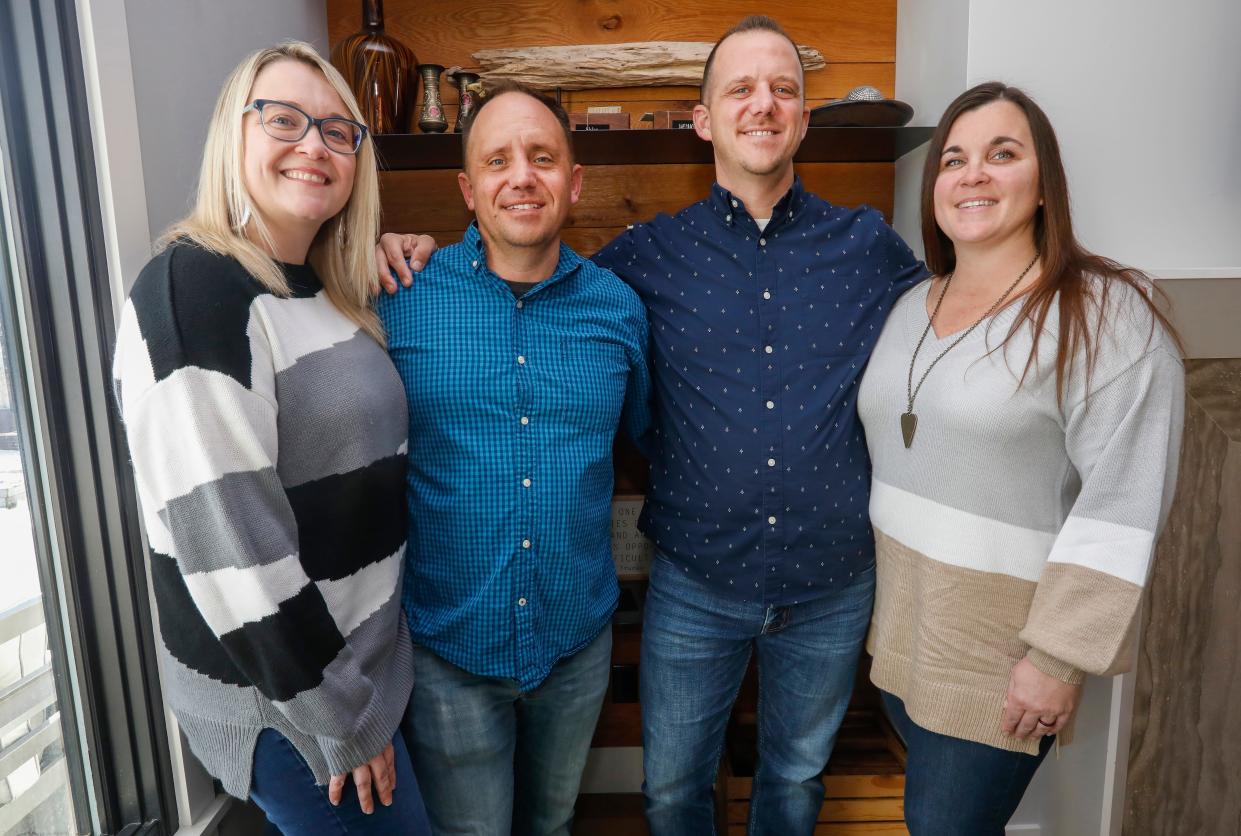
top-left (242, 59), bottom-right (355, 255)
top-left (457, 91), bottom-right (582, 261)
top-left (693, 29), bottom-right (809, 192)
top-left (933, 100), bottom-right (1041, 252)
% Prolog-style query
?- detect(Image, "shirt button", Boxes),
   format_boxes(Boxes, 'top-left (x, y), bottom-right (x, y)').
top-left (516, 300), bottom-right (524, 309)
top-left (517, 355), bottom-right (526, 365)
top-left (763, 290), bottom-right (771, 300)
top-left (522, 539), bottom-right (531, 549)
top-left (767, 458), bottom-right (776, 467)
top-left (759, 237), bottom-right (767, 247)
top-left (520, 416), bottom-right (529, 425)
top-left (471, 260), bottom-right (479, 269)
top-left (765, 400), bottom-right (775, 410)
top-left (518, 597), bottom-right (527, 607)
top-left (725, 214), bottom-right (732, 222)
top-left (522, 477), bottom-right (532, 488)
top-left (768, 516), bottom-right (777, 525)
top-left (731, 199), bottom-right (738, 208)
top-left (764, 345), bottom-right (773, 354)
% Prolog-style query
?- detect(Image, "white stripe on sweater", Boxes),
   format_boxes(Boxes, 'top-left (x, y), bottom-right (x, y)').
top-left (870, 479), bottom-right (1055, 581)
top-left (124, 366), bottom-right (278, 506)
top-left (317, 549), bottom-right (404, 636)
top-left (252, 293), bottom-right (361, 374)
top-left (1047, 516), bottom-right (1153, 586)
top-left (114, 305), bottom-right (155, 393)
top-left (182, 554), bottom-right (310, 635)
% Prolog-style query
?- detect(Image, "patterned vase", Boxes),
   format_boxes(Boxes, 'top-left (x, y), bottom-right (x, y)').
top-left (449, 71), bottom-right (481, 133)
top-left (330, 0), bottom-right (418, 134)
top-left (417, 64), bottom-right (449, 133)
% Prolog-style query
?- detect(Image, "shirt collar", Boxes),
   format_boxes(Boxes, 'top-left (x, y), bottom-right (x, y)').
top-left (462, 222), bottom-right (583, 291)
top-left (706, 175), bottom-right (807, 232)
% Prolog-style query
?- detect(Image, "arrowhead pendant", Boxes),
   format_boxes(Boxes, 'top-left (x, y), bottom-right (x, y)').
top-left (900, 412), bottom-right (917, 448)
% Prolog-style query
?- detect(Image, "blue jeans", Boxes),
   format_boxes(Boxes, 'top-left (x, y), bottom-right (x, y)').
top-left (250, 728), bottom-right (431, 835)
top-left (641, 556), bottom-right (875, 836)
top-left (881, 691), bottom-right (1053, 835)
top-left (401, 626), bottom-right (612, 836)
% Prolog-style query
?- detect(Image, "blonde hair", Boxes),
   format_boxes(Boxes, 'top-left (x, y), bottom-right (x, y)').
top-left (162, 41), bottom-right (384, 343)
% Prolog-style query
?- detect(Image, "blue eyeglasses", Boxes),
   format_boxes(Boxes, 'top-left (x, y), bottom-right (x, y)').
top-left (243, 99), bottom-right (368, 155)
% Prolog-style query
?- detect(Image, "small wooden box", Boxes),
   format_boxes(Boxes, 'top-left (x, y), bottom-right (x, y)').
top-left (653, 110), bottom-right (696, 129)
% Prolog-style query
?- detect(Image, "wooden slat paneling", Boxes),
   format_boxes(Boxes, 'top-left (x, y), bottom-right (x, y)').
top-left (727, 797), bottom-right (904, 824)
top-left (328, 0), bottom-right (896, 71)
top-left (379, 162), bottom-right (894, 252)
top-left (1124, 359), bottom-right (1241, 835)
top-left (727, 825), bottom-right (909, 836)
top-left (410, 64), bottom-right (898, 127)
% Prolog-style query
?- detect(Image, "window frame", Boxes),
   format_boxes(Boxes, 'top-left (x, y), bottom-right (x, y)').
top-left (0, 1), bottom-right (178, 832)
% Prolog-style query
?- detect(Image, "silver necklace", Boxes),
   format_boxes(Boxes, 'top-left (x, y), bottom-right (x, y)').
top-left (901, 253), bottom-right (1039, 448)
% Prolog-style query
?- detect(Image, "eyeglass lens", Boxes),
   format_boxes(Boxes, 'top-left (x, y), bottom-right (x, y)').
top-left (259, 102), bottom-right (362, 153)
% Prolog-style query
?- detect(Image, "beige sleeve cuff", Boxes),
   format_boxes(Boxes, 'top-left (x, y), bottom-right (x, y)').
top-left (1026, 648), bottom-right (1086, 685)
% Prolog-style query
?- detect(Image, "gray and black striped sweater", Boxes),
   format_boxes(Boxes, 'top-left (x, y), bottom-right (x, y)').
top-left (113, 242), bottom-right (413, 797)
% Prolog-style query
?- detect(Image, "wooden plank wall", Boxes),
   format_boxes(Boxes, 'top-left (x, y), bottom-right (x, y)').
top-left (327, 0), bottom-right (899, 252)
top-left (1124, 359), bottom-right (1241, 835)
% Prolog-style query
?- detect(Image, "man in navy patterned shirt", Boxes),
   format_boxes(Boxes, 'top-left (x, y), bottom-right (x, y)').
top-left (376, 83), bottom-right (651, 835)
top-left (380, 18), bottom-right (925, 835)
top-left (589, 17), bottom-right (926, 835)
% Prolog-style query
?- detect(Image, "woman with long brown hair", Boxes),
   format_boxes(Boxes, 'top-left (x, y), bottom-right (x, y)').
top-left (857, 82), bottom-right (1184, 833)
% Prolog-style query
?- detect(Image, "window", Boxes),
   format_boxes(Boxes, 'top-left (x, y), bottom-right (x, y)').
top-left (0, 2), bottom-right (177, 832)
top-left (0, 171), bottom-right (81, 835)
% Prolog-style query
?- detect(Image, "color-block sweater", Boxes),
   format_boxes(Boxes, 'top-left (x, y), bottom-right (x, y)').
top-left (113, 243), bottom-right (413, 796)
top-left (857, 279), bottom-right (1184, 754)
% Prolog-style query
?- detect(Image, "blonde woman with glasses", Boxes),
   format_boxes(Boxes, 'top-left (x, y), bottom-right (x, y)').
top-left (113, 42), bottom-right (430, 834)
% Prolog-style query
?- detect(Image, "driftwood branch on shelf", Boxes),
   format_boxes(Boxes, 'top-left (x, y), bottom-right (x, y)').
top-left (472, 41), bottom-right (826, 90)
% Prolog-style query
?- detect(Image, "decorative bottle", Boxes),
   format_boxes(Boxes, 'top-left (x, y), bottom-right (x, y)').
top-left (330, 0), bottom-right (417, 134)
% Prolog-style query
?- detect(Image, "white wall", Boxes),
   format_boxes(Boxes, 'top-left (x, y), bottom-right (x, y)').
top-left (123, 0), bottom-right (329, 258)
top-left (964, 0), bottom-right (1241, 277)
top-left (896, 0), bottom-right (1241, 277)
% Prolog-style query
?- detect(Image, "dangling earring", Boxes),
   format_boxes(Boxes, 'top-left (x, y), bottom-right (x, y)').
top-left (237, 204), bottom-right (252, 229)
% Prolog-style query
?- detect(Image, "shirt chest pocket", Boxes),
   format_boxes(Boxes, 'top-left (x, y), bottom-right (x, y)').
top-left (555, 338), bottom-right (628, 429)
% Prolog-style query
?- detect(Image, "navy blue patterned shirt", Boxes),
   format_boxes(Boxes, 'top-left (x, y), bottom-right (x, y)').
top-left (593, 177), bottom-right (926, 606)
top-left (378, 224), bottom-right (651, 690)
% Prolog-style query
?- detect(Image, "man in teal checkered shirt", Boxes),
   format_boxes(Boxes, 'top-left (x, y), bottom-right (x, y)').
top-left (376, 82), bottom-right (650, 835)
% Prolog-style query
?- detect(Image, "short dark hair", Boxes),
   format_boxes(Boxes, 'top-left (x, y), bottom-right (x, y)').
top-left (700, 15), bottom-right (803, 103)
top-left (460, 81), bottom-right (574, 169)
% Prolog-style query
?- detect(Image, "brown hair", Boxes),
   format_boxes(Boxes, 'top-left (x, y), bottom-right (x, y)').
top-left (701, 15), bottom-right (803, 103)
top-left (460, 80), bottom-right (574, 168)
top-left (920, 81), bottom-right (1181, 405)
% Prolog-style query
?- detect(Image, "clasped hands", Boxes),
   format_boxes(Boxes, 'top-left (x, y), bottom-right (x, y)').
top-left (1002, 657), bottom-right (1082, 740)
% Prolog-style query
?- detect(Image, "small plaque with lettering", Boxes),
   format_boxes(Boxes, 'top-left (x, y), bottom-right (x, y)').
top-left (611, 495), bottom-right (654, 578)
top-left (570, 112), bottom-right (631, 131)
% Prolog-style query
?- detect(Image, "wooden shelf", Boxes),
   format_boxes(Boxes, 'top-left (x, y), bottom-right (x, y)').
top-left (375, 126), bottom-right (934, 170)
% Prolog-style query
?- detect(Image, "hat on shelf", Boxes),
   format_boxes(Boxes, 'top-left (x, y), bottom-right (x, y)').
top-left (809, 85), bottom-right (914, 128)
